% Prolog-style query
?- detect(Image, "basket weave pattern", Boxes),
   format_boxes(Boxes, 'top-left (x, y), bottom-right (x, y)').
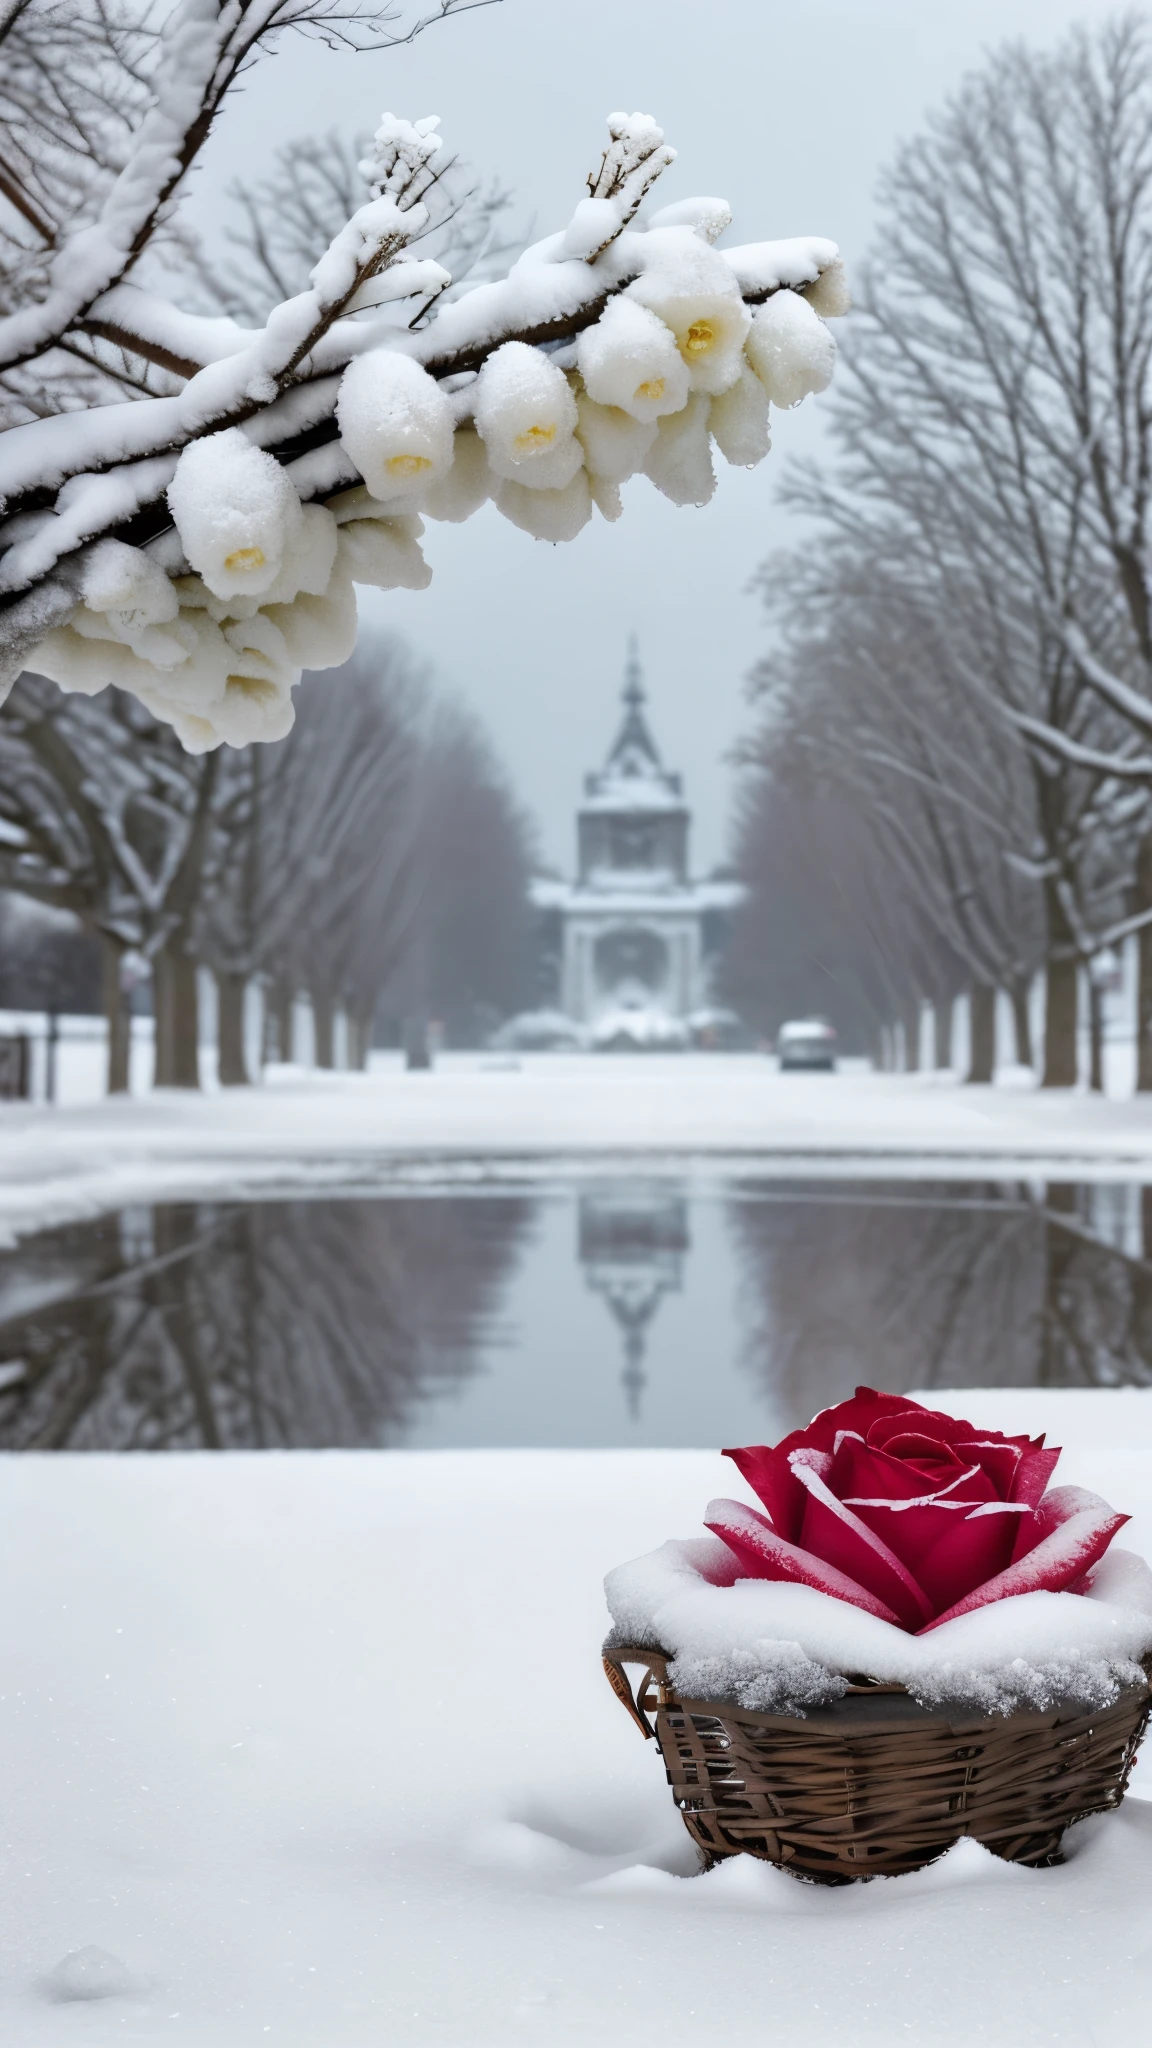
top-left (604, 1644), bottom-right (1152, 1882)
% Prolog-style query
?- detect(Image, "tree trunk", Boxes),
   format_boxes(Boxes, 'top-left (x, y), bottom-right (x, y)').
top-left (215, 970), bottom-right (249, 1087)
top-left (101, 934), bottom-right (131, 1095)
top-left (404, 1015), bottom-right (431, 1070)
top-left (1042, 881), bottom-right (1078, 1088)
top-left (1010, 983), bottom-right (1034, 1070)
top-left (1137, 833), bottom-right (1152, 1091)
top-left (966, 984), bottom-right (996, 1084)
top-left (1088, 977), bottom-right (1105, 1093)
top-left (265, 981), bottom-right (294, 1065)
top-left (312, 987), bottom-right (335, 1069)
top-left (152, 952), bottom-right (172, 1086)
top-left (934, 994), bottom-right (953, 1070)
top-left (348, 1007), bottom-right (372, 1072)
top-left (902, 999), bottom-right (921, 1072)
top-left (153, 946), bottom-right (200, 1089)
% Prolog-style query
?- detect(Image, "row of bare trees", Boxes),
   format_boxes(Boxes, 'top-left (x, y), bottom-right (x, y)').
top-left (726, 16), bottom-right (1152, 1087)
top-left (0, 635), bottom-right (535, 1088)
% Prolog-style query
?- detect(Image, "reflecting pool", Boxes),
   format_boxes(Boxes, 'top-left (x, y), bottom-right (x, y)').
top-left (1, 1177), bottom-right (1151, 1450)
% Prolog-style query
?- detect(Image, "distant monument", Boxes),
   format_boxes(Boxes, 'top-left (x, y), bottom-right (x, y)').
top-left (532, 643), bottom-right (743, 1023)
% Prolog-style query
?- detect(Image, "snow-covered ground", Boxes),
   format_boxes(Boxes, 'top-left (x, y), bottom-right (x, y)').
top-left (3, 1053), bottom-right (1152, 1247)
top-left (5, 1425), bottom-right (1152, 2046)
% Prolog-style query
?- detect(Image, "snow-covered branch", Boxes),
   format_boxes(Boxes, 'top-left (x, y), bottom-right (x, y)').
top-left (0, 101), bottom-right (844, 751)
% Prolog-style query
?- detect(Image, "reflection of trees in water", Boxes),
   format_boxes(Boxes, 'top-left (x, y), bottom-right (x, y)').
top-left (729, 1182), bottom-right (1152, 1429)
top-left (0, 1197), bottom-right (532, 1450)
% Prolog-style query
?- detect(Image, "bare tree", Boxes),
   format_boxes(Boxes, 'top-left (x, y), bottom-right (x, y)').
top-left (764, 16), bottom-right (1152, 1082)
top-left (406, 697), bottom-right (535, 1047)
top-left (0, 672), bottom-right (225, 1087)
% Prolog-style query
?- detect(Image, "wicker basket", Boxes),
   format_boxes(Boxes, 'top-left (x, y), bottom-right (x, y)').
top-left (603, 1641), bottom-right (1152, 1883)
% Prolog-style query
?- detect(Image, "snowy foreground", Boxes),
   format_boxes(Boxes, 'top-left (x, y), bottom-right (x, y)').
top-left (5, 1418), bottom-right (1152, 2046)
top-left (5, 1054), bottom-right (1152, 1248)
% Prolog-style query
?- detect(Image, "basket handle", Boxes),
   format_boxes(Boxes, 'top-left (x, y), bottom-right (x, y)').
top-left (602, 1646), bottom-right (668, 1740)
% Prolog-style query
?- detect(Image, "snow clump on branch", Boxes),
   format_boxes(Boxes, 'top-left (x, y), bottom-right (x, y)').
top-left (10, 109), bottom-right (845, 751)
top-left (746, 290), bottom-right (837, 408)
top-left (336, 352), bottom-right (454, 502)
top-left (473, 343), bottom-right (583, 490)
top-left (167, 429), bottom-right (304, 598)
top-left (576, 299), bottom-right (690, 421)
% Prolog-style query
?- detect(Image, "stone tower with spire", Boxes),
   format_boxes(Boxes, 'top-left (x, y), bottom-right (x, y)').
top-left (532, 643), bottom-right (743, 1026)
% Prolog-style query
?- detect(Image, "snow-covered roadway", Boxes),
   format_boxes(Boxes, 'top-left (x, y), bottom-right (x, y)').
top-left (2, 1052), bottom-right (1152, 1247)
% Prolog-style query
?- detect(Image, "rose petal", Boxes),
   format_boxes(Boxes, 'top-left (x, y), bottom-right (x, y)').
top-left (867, 1406), bottom-right (1042, 1457)
top-left (904, 1500), bottom-right (1027, 1615)
top-left (723, 1391), bottom-right (930, 1539)
top-left (1010, 1479), bottom-right (1096, 1565)
top-left (704, 1497), bottom-right (904, 1625)
top-left (791, 1457), bottom-right (934, 1629)
top-left (921, 1501), bottom-right (1130, 1630)
top-left (951, 1440), bottom-right (1022, 1499)
top-left (721, 1443), bottom-right (806, 1540)
top-left (1010, 1447), bottom-right (1062, 1510)
top-left (832, 1434), bottom-right (995, 1509)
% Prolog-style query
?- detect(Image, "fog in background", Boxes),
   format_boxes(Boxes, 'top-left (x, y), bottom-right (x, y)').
top-left (188, 0), bottom-right (1120, 869)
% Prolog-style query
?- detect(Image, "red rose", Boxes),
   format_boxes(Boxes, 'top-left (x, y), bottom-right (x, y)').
top-left (705, 1387), bottom-right (1128, 1633)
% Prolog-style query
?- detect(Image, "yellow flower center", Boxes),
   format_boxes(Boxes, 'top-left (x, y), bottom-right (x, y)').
top-left (636, 378), bottom-right (665, 401)
top-left (514, 422), bottom-right (557, 452)
top-left (385, 453), bottom-right (433, 478)
top-left (684, 321), bottom-right (716, 356)
top-left (226, 673), bottom-right (278, 707)
top-left (223, 546), bottom-right (266, 573)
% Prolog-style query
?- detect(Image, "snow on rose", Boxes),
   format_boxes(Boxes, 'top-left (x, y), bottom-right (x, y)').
top-left (707, 1387), bottom-right (1128, 1632)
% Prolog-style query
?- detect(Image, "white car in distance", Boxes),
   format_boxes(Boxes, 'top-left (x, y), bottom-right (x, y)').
top-left (776, 1019), bottom-right (838, 1072)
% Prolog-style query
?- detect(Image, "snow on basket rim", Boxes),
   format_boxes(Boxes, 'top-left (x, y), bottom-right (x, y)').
top-left (604, 1535), bottom-right (1152, 1718)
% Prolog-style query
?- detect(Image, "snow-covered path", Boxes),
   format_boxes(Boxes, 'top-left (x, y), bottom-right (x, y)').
top-left (4, 1425), bottom-right (1152, 2046)
top-left (3, 1054), bottom-right (1152, 1246)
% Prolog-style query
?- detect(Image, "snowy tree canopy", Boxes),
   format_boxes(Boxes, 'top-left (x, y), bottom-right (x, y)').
top-left (0, 15), bottom-right (845, 753)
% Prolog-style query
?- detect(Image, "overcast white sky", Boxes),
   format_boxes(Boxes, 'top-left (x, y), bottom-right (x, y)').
top-left (197, 0), bottom-right (1123, 869)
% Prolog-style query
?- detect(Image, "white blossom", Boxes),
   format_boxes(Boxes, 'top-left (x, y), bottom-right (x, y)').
top-left (264, 576), bottom-right (359, 668)
top-left (576, 298), bottom-right (689, 423)
top-left (494, 469), bottom-right (592, 542)
top-left (574, 391), bottom-right (658, 483)
top-left (80, 540), bottom-right (179, 632)
top-left (336, 350), bottom-right (454, 504)
top-left (422, 428), bottom-right (493, 523)
top-left (804, 257), bottom-right (851, 318)
top-left (588, 476), bottom-right (623, 522)
top-left (30, 624), bottom-right (150, 698)
top-left (336, 515), bottom-right (432, 590)
top-left (746, 290), bottom-right (837, 408)
top-left (473, 342), bottom-right (583, 490)
top-left (643, 391), bottom-right (716, 506)
top-left (167, 429), bottom-right (305, 600)
top-left (709, 364), bottom-right (772, 468)
top-left (143, 610), bottom-right (297, 751)
top-left (257, 504), bottom-right (339, 606)
top-left (627, 227), bottom-right (750, 395)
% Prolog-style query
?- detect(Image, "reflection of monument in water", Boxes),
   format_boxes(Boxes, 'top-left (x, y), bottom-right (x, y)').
top-left (578, 1187), bottom-right (690, 1417)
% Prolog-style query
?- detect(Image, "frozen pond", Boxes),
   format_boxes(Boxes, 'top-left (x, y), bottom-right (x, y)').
top-left (1, 1175), bottom-right (1151, 1450)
